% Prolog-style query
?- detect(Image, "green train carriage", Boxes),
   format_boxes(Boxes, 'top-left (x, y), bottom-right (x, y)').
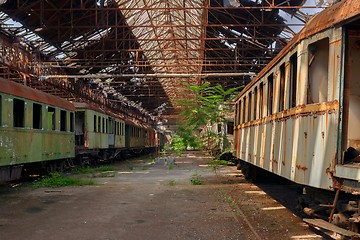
top-left (0, 78), bottom-right (75, 181)
top-left (73, 102), bottom-right (126, 162)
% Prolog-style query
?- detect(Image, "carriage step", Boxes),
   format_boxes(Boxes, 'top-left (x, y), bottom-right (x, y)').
top-left (304, 218), bottom-right (360, 238)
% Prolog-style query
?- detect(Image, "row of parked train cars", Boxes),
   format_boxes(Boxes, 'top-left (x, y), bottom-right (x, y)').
top-left (233, 1), bottom-right (360, 234)
top-left (0, 78), bottom-right (159, 182)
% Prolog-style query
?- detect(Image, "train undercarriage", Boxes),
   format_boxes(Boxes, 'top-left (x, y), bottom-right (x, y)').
top-left (237, 160), bottom-right (360, 238)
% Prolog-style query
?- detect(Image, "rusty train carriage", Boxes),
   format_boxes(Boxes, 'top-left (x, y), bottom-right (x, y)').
top-left (0, 78), bottom-right (75, 181)
top-left (73, 102), bottom-right (126, 162)
top-left (0, 79), bottom-right (160, 181)
top-left (234, 0), bottom-right (360, 193)
top-left (233, 1), bottom-right (360, 233)
top-left (73, 101), bottom-right (158, 163)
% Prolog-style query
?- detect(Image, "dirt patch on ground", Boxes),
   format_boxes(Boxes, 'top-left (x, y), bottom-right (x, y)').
top-left (0, 151), bottom-right (321, 240)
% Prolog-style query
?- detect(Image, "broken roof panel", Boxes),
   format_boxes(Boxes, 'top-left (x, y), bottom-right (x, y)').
top-left (0, 0), bottom-right (328, 123)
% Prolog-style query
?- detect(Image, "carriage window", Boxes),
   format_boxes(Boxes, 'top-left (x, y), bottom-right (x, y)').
top-left (307, 38), bottom-right (329, 104)
top-left (267, 74), bottom-right (274, 115)
top-left (242, 97), bottom-right (246, 123)
top-left (290, 53), bottom-right (298, 108)
top-left (48, 107), bottom-right (56, 130)
top-left (70, 112), bottom-right (74, 132)
top-left (94, 115), bottom-right (97, 132)
top-left (279, 63), bottom-right (286, 111)
top-left (259, 82), bottom-right (264, 118)
top-left (0, 95), bottom-right (3, 127)
top-left (114, 121), bottom-right (117, 135)
top-left (98, 116), bottom-right (101, 133)
top-left (106, 118), bottom-right (108, 133)
top-left (33, 103), bottom-right (42, 129)
top-left (254, 87), bottom-right (258, 119)
top-left (235, 102), bottom-right (239, 125)
top-left (248, 92), bottom-right (252, 122)
top-left (108, 118), bottom-right (112, 134)
top-left (60, 110), bottom-right (67, 131)
top-left (13, 98), bottom-right (25, 128)
top-left (102, 117), bottom-right (105, 133)
top-left (0, 95), bottom-right (2, 126)
top-left (227, 121), bottom-right (234, 135)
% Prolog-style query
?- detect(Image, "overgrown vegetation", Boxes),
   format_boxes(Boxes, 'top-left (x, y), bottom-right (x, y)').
top-left (167, 162), bottom-right (175, 170)
top-left (168, 179), bottom-right (176, 186)
top-left (141, 166), bottom-right (150, 170)
top-left (33, 172), bottom-right (95, 188)
top-left (190, 173), bottom-right (204, 185)
top-left (169, 82), bottom-right (241, 156)
top-left (218, 189), bottom-right (240, 213)
top-left (71, 166), bottom-right (119, 174)
top-left (209, 159), bottom-right (233, 173)
top-left (127, 161), bottom-right (134, 170)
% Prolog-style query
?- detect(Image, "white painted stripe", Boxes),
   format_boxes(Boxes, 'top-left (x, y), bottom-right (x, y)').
top-left (261, 206), bottom-right (286, 211)
top-left (290, 234), bottom-right (322, 239)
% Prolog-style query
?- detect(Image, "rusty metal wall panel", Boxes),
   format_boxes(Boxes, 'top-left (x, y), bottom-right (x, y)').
top-left (281, 120), bottom-right (293, 179)
top-left (237, 110), bottom-right (338, 190)
top-left (255, 124), bottom-right (262, 166)
top-left (263, 122), bottom-right (272, 171)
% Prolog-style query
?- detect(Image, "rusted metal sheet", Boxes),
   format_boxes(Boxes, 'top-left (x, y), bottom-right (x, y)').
top-left (236, 101), bottom-right (340, 190)
top-left (0, 78), bottom-right (75, 111)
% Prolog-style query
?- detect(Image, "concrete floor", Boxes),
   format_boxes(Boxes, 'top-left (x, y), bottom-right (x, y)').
top-left (0, 151), bottom-right (321, 240)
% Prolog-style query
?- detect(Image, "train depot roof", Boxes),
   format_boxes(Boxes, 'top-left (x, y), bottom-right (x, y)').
top-left (0, 0), bottom-right (337, 127)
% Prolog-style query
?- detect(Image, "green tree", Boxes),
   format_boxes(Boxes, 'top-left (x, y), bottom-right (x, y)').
top-left (176, 82), bottom-right (241, 155)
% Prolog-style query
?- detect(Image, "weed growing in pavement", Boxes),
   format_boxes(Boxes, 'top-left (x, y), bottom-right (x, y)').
top-left (167, 163), bottom-right (175, 170)
top-left (127, 162), bottom-right (134, 170)
top-left (71, 166), bottom-right (95, 175)
top-left (218, 189), bottom-right (239, 213)
top-left (191, 173), bottom-right (204, 185)
top-left (93, 172), bottom-right (116, 178)
top-left (168, 179), bottom-right (176, 186)
top-left (32, 172), bottom-right (95, 188)
top-left (141, 166), bottom-right (150, 170)
top-left (96, 166), bottom-right (118, 172)
top-left (71, 166), bottom-right (118, 177)
top-left (209, 159), bottom-right (233, 173)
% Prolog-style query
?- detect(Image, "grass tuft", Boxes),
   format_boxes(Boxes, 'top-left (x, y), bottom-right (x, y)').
top-left (168, 179), bottom-right (176, 186)
top-left (95, 166), bottom-right (118, 172)
top-left (33, 172), bottom-right (95, 188)
top-left (190, 173), bottom-right (204, 185)
top-left (71, 166), bottom-right (95, 174)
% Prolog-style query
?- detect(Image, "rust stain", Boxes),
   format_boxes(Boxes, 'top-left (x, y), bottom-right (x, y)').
top-left (236, 100), bottom-right (339, 130)
top-left (296, 164), bottom-right (308, 171)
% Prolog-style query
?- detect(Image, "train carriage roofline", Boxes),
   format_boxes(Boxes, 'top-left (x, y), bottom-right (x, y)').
top-left (0, 78), bottom-right (75, 111)
top-left (73, 101), bottom-right (123, 119)
top-left (235, 0), bottom-right (360, 101)
top-left (73, 102), bottom-right (106, 114)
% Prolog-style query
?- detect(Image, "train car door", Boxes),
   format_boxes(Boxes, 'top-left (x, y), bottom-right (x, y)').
top-left (75, 111), bottom-right (85, 146)
top-left (125, 124), bottom-right (130, 148)
top-left (343, 21), bottom-right (360, 162)
top-left (108, 117), bottom-right (115, 147)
